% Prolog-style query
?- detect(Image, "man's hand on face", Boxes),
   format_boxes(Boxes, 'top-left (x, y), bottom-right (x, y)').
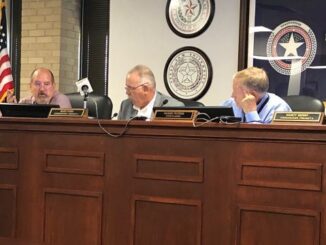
top-left (239, 88), bottom-right (257, 113)
top-left (6, 89), bottom-right (17, 103)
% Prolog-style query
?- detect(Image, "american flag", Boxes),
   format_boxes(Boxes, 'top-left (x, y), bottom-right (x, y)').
top-left (0, 0), bottom-right (13, 102)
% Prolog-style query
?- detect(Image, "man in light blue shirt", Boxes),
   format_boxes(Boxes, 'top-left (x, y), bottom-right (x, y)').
top-left (222, 67), bottom-right (291, 123)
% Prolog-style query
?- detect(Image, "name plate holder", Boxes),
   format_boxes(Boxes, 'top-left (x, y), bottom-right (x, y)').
top-left (48, 108), bottom-right (88, 118)
top-left (152, 109), bottom-right (197, 122)
top-left (272, 111), bottom-right (324, 125)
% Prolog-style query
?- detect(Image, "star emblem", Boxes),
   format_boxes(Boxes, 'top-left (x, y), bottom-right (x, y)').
top-left (179, 63), bottom-right (197, 83)
top-left (184, 0), bottom-right (197, 16)
top-left (279, 33), bottom-right (304, 57)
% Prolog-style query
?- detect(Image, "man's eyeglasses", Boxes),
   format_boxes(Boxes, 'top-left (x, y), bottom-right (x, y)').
top-left (32, 81), bottom-right (53, 88)
top-left (124, 83), bottom-right (148, 91)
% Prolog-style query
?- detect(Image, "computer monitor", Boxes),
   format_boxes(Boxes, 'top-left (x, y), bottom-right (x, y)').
top-left (0, 103), bottom-right (60, 118)
top-left (153, 106), bottom-right (239, 122)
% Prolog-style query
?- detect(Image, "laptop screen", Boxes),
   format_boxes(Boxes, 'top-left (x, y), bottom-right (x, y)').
top-left (0, 103), bottom-right (60, 118)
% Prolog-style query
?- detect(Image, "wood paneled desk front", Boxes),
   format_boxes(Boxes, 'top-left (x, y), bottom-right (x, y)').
top-left (0, 118), bottom-right (325, 245)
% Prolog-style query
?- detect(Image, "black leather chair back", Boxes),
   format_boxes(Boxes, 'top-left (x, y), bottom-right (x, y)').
top-left (179, 99), bottom-right (205, 107)
top-left (66, 93), bottom-right (113, 119)
top-left (282, 95), bottom-right (324, 112)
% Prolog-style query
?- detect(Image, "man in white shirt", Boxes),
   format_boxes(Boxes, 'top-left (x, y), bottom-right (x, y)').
top-left (118, 65), bottom-right (184, 120)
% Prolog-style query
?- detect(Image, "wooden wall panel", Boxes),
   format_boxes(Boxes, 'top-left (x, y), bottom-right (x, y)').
top-left (238, 161), bottom-right (322, 191)
top-left (0, 147), bottom-right (18, 170)
top-left (44, 150), bottom-right (105, 176)
top-left (0, 185), bottom-right (16, 238)
top-left (43, 189), bottom-right (103, 245)
top-left (237, 205), bottom-right (320, 245)
top-left (131, 195), bottom-right (202, 245)
top-left (133, 154), bottom-right (203, 182)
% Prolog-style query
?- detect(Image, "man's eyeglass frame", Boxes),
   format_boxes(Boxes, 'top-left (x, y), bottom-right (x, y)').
top-left (124, 83), bottom-right (148, 91)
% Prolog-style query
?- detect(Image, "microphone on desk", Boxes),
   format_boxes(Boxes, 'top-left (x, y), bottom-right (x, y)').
top-left (162, 99), bottom-right (169, 106)
top-left (81, 84), bottom-right (90, 97)
top-left (110, 112), bottom-right (118, 120)
top-left (76, 78), bottom-right (93, 96)
top-left (76, 78), bottom-right (94, 109)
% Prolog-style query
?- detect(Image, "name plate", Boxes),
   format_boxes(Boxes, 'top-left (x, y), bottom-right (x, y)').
top-left (153, 109), bottom-right (197, 121)
top-left (273, 112), bottom-right (324, 124)
top-left (48, 108), bottom-right (87, 118)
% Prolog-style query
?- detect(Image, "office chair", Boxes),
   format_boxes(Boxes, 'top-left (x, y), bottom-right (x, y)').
top-left (66, 93), bottom-right (113, 119)
top-left (282, 95), bottom-right (325, 112)
top-left (178, 99), bottom-right (205, 107)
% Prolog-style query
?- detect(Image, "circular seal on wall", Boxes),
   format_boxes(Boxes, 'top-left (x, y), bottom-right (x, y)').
top-left (166, 0), bottom-right (215, 38)
top-left (164, 47), bottom-right (212, 100)
top-left (266, 20), bottom-right (317, 75)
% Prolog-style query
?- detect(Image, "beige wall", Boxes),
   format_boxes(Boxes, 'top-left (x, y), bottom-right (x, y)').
top-left (19, 0), bottom-right (241, 110)
top-left (109, 0), bottom-right (240, 112)
top-left (20, 0), bottom-right (79, 98)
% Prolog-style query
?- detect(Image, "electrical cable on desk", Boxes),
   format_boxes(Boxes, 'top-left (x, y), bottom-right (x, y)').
top-left (192, 113), bottom-right (242, 127)
top-left (90, 97), bottom-right (141, 138)
top-left (192, 112), bottom-right (220, 127)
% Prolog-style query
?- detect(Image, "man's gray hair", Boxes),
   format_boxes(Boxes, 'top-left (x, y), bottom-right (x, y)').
top-left (234, 66), bottom-right (269, 93)
top-left (127, 64), bottom-right (156, 88)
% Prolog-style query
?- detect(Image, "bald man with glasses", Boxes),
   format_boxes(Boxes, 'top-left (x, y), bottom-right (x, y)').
top-left (118, 64), bottom-right (184, 120)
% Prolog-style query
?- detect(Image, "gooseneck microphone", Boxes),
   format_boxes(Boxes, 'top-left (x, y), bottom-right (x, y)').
top-left (162, 99), bottom-right (168, 106)
top-left (81, 85), bottom-right (89, 109)
top-left (110, 112), bottom-right (118, 120)
top-left (81, 84), bottom-right (89, 94)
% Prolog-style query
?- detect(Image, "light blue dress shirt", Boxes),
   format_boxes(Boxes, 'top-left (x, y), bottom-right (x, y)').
top-left (222, 93), bottom-right (292, 123)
